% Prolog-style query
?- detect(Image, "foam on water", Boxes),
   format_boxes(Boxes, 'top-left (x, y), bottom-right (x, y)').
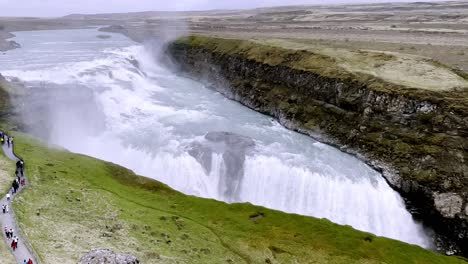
top-left (0, 28), bottom-right (431, 248)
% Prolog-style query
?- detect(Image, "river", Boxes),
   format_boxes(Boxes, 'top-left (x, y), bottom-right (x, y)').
top-left (0, 28), bottom-right (430, 247)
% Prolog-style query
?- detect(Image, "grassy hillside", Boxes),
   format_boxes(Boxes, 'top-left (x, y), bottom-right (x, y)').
top-left (2, 132), bottom-right (463, 263)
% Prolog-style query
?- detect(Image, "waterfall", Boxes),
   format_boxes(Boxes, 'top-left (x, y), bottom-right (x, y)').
top-left (0, 28), bottom-right (430, 248)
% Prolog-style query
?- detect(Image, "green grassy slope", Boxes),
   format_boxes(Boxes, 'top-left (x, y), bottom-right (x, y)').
top-left (6, 132), bottom-right (466, 264)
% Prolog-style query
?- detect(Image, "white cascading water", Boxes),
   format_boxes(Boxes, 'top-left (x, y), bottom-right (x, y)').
top-left (0, 28), bottom-right (430, 248)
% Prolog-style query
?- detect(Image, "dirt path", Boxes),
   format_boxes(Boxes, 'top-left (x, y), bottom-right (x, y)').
top-left (0, 137), bottom-right (38, 264)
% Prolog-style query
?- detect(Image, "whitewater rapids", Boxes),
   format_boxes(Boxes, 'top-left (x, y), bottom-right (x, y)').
top-left (0, 28), bottom-right (430, 247)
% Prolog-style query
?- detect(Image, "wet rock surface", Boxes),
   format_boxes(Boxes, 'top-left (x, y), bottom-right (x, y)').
top-left (205, 131), bottom-right (255, 149)
top-left (0, 31), bottom-right (20, 51)
top-left (189, 131), bottom-right (255, 201)
top-left (99, 25), bottom-right (129, 36)
top-left (1, 40), bottom-right (20, 51)
top-left (169, 39), bottom-right (468, 256)
top-left (79, 249), bottom-right (140, 264)
top-left (188, 142), bottom-right (213, 174)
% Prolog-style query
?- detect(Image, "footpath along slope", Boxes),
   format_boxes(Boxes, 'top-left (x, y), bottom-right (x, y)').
top-left (0, 137), bottom-right (38, 264)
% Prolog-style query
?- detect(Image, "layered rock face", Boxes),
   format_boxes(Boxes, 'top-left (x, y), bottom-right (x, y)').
top-left (168, 37), bottom-right (468, 255)
top-left (79, 249), bottom-right (140, 264)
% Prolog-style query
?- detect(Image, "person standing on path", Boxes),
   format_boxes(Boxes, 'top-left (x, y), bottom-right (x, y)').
top-left (16, 159), bottom-right (25, 177)
top-left (12, 180), bottom-right (18, 194)
top-left (13, 178), bottom-right (19, 193)
top-left (11, 235), bottom-right (17, 251)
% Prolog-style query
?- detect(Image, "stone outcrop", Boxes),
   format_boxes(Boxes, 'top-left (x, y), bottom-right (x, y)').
top-left (189, 131), bottom-right (255, 201)
top-left (434, 193), bottom-right (464, 218)
top-left (79, 249), bottom-right (139, 264)
top-left (0, 31), bottom-right (20, 52)
top-left (99, 25), bottom-right (128, 36)
top-left (168, 36), bottom-right (468, 256)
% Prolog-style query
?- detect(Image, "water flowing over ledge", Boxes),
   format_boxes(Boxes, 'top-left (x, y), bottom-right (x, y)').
top-left (0, 28), bottom-right (430, 248)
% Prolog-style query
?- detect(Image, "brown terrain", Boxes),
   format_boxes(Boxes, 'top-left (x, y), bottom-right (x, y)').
top-left (1, 1), bottom-right (468, 72)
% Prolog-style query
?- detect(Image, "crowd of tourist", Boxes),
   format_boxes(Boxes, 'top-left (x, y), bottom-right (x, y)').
top-left (0, 131), bottom-right (34, 263)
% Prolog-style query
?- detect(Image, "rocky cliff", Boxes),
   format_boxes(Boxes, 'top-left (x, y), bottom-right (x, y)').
top-left (168, 36), bottom-right (468, 256)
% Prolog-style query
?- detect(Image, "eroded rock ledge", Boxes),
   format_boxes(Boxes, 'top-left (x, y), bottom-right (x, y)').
top-left (168, 36), bottom-right (468, 256)
top-left (79, 249), bottom-right (140, 264)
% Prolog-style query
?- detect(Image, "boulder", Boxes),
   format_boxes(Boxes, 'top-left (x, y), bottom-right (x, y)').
top-left (79, 249), bottom-right (139, 264)
top-left (99, 25), bottom-right (128, 35)
top-left (433, 193), bottom-right (463, 218)
top-left (205, 131), bottom-right (255, 149)
top-left (188, 142), bottom-right (212, 174)
top-left (0, 40), bottom-right (20, 52)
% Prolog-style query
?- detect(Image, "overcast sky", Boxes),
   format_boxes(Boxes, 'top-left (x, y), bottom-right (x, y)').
top-left (0, 0), bottom-right (443, 17)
